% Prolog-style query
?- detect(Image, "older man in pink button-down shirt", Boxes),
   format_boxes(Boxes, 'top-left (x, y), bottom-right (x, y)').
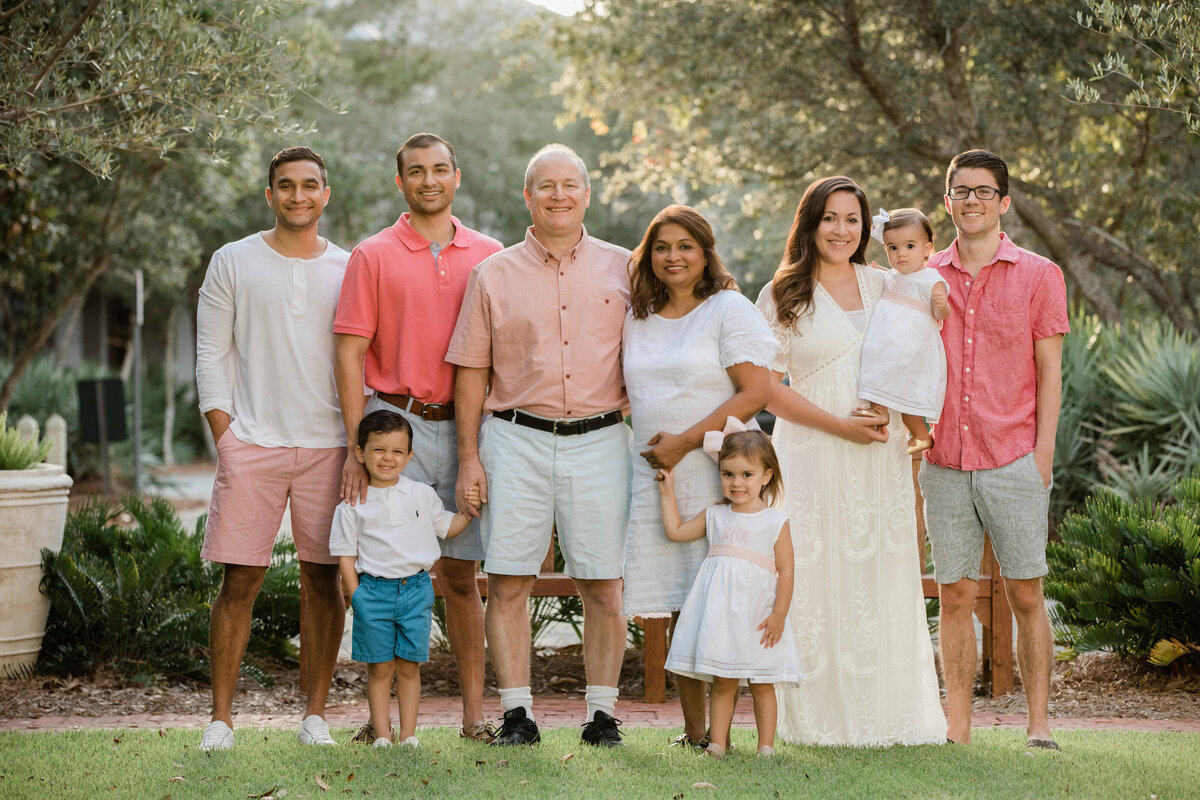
top-left (447, 144), bottom-right (632, 748)
top-left (918, 150), bottom-right (1069, 751)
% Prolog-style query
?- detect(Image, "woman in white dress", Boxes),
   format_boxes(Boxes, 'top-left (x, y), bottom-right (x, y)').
top-left (755, 177), bottom-right (945, 747)
top-left (622, 205), bottom-right (777, 748)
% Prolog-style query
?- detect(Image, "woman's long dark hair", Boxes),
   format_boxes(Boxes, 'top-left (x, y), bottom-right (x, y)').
top-left (629, 204), bottom-right (737, 319)
top-left (771, 177), bottom-right (871, 330)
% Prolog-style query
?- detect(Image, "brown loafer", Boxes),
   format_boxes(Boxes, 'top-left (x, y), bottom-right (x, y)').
top-left (460, 721), bottom-right (498, 743)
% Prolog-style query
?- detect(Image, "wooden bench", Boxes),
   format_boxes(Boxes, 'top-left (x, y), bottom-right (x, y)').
top-left (424, 545), bottom-right (673, 703)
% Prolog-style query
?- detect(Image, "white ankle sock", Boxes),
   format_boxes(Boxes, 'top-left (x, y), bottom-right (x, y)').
top-left (585, 685), bottom-right (619, 721)
top-left (499, 687), bottom-right (534, 721)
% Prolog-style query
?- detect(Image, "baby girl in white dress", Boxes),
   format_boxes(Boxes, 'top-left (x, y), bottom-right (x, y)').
top-left (856, 207), bottom-right (950, 454)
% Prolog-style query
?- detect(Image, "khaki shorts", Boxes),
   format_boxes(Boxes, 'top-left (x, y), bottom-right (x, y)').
top-left (918, 452), bottom-right (1051, 583)
top-left (478, 413), bottom-right (632, 580)
top-left (202, 429), bottom-right (343, 566)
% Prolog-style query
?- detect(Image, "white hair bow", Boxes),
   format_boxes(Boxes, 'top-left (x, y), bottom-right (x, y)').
top-left (702, 416), bottom-right (749, 462)
top-left (870, 209), bottom-right (890, 244)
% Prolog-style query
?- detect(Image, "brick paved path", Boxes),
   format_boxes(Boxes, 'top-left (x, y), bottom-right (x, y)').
top-left (4, 695), bottom-right (1198, 733)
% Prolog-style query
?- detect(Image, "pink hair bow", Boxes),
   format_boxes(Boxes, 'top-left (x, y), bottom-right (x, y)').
top-left (702, 416), bottom-right (749, 462)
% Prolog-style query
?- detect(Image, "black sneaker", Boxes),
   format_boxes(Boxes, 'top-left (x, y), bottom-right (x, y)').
top-left (581, 710), bottom-right (625, 747)
top-left (490, 707), bottom-right (541, 746)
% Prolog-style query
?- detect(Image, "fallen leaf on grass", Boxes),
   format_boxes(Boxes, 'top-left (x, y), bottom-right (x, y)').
top-left (692, 782), bottom-right (716, 790)
top-left (496, 760), bottom-right (509, 767)
top-left (315, 774), bottom-right (330, 791)
top-left (247, 787), bottom-right (276, 799)
top-left (167, 777), bottom-right (186, 783)
top-left (560, 753), bottom-right (574, 764)
top-left (383, 774), bottom-right (402, 780)
top-left (476, 760), bottom-right (488, 766)
top-left (518, 781), bottom-right (530, 786)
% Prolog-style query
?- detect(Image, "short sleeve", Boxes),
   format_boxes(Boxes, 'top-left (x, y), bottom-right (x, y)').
top-left (717, 291), bottom-right (778, 370)
top-left (445, 265), bottom-right (493, 368)
top-left (754, 283), bottom-right (791, 374)
top-left (1030, 261), bottom-right (1070, 341)
top-left (332, 244), bottom-right (379, 338)
top-left (419, 484), bottom-right (457, 539)
top-left (327, 502), bottom-right (360, 557)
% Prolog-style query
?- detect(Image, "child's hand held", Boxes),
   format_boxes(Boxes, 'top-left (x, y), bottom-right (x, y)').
top-left (655, 467), bottom-right (674, 492)
top-left (464, 485), bottom-right (483, 510)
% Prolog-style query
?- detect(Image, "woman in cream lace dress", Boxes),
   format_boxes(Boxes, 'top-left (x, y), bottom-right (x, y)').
top-left (755, 177), bottom-right (945, 747)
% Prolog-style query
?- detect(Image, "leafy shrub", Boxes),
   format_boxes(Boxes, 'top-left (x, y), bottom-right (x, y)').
top-left (0, 410), bottom-right (51, 469)
top-left (39, 496), bottom-right (301, 683)
top-left (1052, 309), bottom-right (1200, 524)
top-left (1046, 469), bottom-right (1200, 665)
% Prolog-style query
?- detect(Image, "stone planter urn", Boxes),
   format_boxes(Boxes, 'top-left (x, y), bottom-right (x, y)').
top-left (0, 462), bottom-right (73, 677)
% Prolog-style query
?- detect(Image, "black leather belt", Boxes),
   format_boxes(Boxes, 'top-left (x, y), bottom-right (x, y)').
top-left (493, 408), bottom-right (624, 436)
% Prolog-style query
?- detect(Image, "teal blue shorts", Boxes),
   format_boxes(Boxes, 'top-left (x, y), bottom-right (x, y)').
top-left (349, 570), bottom-right (433, 664)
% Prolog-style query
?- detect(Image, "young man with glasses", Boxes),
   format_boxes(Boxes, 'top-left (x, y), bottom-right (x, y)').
top-left (917, 149), bottom-right (1069, 750)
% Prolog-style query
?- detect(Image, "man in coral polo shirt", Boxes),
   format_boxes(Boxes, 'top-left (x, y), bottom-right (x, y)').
top-left (919, 149), bottom-right (1069, 750)
top-left (334, 133), bottom-right (502, 741)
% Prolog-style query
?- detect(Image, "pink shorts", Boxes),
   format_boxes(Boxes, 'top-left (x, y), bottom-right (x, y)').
top-left (201, 429), bottom-right (343, 567)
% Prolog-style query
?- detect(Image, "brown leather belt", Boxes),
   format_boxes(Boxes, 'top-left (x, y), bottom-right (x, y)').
top-left (493, 408), bottom-right (624, 436)
top-left (375, 392), bottom-right (455, 421)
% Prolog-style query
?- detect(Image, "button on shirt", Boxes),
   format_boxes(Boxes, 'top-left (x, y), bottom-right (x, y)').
top-left (333, 214), bottom-right (502, 403)
top-left (327, 476), bottom-right (455, 578)
top-left (446, 227), bottom-right (630, 418)
top-left (925, 233), bottom-right (1069, 471)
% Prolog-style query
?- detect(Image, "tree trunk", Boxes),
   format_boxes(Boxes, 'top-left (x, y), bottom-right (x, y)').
top-left (1007, 190), bottom-right (1123, 324)
top-left (162, 299), bottom-right (179, 467)
top-left (53, 298), bottom-right (83, 368)
top-left (0, 253), bottom-right (111, 412)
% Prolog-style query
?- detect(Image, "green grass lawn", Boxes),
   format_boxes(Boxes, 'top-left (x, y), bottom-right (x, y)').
top-left (1, 726), bottom-right (1197, 799)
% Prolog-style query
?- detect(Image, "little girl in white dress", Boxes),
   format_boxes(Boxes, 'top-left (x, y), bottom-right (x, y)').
top-left (659, 424), bottom-right (801, 758)
top-left (856, 208), bottom-right (950, 454)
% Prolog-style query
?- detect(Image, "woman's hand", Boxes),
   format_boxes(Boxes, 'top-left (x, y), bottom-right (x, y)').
top-left (838, 408), bottom-right (890, 444)
top-left (641, 431), bottom-right (693, 470)
top-left (756, 611), bottom-right (787, 648)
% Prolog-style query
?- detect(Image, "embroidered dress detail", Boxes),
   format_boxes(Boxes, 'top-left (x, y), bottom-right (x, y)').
top-left (706, 543), bottom-right (777, 574)
top-left (881, 288), bottom-right (932, 315)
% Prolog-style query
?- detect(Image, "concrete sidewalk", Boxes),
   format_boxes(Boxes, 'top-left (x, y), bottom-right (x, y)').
top-left (4, 695), bottom-right (1199, 734)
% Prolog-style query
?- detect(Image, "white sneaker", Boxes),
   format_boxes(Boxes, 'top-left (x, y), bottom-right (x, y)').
top-left (372, 737), bottom-right (392, 748)
top-left (399, 736), bottom-right (420, 749)
top-left (298, 715), bottom-right (337, 746)
top-left (199, 720), bottom-right (235, 751)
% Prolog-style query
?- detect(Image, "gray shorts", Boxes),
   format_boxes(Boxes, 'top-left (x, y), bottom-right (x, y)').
top-left (918, 452), bottom-right (1051, 583)
top-left (365, 394), bottom-right (483, 562)
top-left (478, 413), bottom-right (632, 580)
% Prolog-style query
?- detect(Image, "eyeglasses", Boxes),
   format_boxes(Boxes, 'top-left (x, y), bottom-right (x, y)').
top-left (946, 185), bottom-right (1002, 201)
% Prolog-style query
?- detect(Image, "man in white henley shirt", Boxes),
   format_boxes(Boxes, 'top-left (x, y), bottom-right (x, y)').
top-left (195, 146), bottom-right (349, 751)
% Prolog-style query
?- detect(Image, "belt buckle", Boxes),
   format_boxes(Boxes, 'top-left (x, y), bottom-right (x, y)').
top-left (422, 403), bottom-right (442, 420)
top-left (552, 418), bottom-right (561, 436)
